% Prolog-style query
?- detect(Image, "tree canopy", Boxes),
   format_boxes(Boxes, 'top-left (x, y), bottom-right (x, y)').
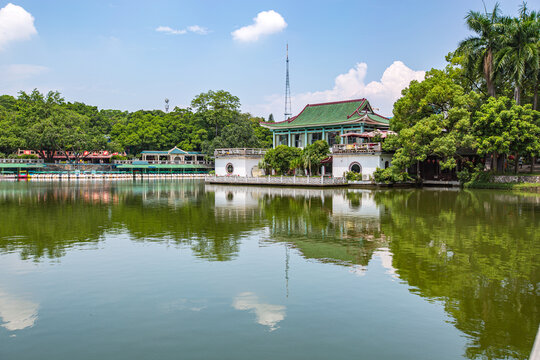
top-left (0, 89), bottom-right (272, 159)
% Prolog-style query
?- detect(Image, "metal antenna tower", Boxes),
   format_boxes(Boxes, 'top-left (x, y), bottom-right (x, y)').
top-left (284, 44), bottom-right (292, 120)
top-left (164, 98), bottom-right (169, 113)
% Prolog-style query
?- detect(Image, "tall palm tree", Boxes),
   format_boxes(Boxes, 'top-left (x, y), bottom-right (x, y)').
top-left (497, 4), bottom-right (539, 105)
top-left (457, 3), bottom-right (502, 98)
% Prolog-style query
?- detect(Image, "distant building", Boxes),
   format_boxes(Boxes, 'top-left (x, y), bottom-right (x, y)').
top-left (114, 146), bottom-right (210, 174)
top-left (17, 149), bottom-right (125, 163)
top-left (140, 147), bottom-right (205, 164)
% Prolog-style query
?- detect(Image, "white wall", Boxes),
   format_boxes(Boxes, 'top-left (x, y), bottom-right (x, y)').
top-left (332, 153), bottom-right (393, 179)
top-left (215, 156), bottom-right (263, 177)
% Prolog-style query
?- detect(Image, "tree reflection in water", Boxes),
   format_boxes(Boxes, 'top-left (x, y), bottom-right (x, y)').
top-left (0, 181), bottom-right (538, 359)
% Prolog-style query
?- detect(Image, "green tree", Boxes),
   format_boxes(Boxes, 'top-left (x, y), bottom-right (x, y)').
top-left (457, 3), bottom-right (502, 97)
top-left (302, 140), bottom-right (330, 175)
top-left (497, 5), bottom-right (539, 105)
top-left (191, 90), bottom-right (240, 138)
top-left (472, 96), bottom-right (540, 173)
top-left (263, 145), bottom-right (302, 175)
top-left (390, 70), bottom-right (480, 177)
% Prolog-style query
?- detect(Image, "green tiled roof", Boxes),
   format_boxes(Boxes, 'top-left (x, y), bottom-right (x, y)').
top-left (140, 150), bottom-right (169, 154)
top-left (261, 99), bottom-right (390, 129)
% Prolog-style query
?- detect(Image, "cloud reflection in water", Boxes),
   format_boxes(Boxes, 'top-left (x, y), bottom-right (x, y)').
top-left (233, 292), bottom-right (285, 331)
top-left (0, 290), bottom-right (38, 331)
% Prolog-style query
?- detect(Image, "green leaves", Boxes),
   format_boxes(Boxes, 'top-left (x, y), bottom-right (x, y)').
top-left (472, 96), bottom-right (540, 159)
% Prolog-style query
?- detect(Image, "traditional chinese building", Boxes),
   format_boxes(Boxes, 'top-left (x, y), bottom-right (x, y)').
top-left (140, 147), bottom-right (206, 164)
top-left (261, 99), bottom-right (393, 179)
top-left (260, 99), bottom-right (390, 148)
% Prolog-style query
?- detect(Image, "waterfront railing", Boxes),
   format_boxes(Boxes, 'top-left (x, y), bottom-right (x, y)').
top-left (206, 175), bottom-right (347, 186)
top-left (112, 160), bottom-right (210, 165)
top-left (0, 158), bottom-right (44, 164)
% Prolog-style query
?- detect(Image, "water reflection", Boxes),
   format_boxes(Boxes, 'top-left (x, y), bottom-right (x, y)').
top-left (0, 181), bottom-right (538, 359)
top-left (232, 292), bottom-right (286, 331)
top-left (0, 289), bottom-right (38, 331)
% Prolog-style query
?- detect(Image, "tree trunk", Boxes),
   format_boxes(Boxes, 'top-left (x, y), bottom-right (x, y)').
top-left (514, 86), bottom-right (521, 105)
top-left (532, 156), bottom-right (536, 174)
top-left (514, 152), bottom-right (519, 174)
top-left (416, 160), bottom-right (421, 179)
top-left (484, 49), bottom-right (496, 97)
top-left (492, 152), bottom-right (498, 173)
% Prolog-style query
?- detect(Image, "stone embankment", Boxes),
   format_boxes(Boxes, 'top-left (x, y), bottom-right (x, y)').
top-left (492, 175), bottom-right (540, 183)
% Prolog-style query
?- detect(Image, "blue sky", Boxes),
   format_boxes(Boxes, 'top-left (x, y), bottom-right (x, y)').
top-left (0, 0), bottom-right (535, 118)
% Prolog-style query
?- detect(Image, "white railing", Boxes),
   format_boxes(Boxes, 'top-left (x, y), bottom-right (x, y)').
top-left (332, 143), bottom-right (382, 153)
top-left (206, 175), bottom-right (347, 186)
top-left (214, 148), bottom-right (267, 157)
top-left (0, 158), bottom-right (44, 164)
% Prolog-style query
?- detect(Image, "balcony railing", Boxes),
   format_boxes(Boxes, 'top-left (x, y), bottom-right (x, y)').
top-left (214, 148), bottom-right (267, 157)
top-left (0, 158), bottom-right (44, 164)
top-left (332, 143), bottom-right (382, 154)
top-left (113, 160), bottom-right (210, 165)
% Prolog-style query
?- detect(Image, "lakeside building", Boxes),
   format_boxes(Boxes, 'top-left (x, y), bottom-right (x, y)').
top-left (260, 99), bottom-right (390, 148)
top-left (17, 149), bottom-right (125, 163)
top-left (140, 147), bottom-right (206, 164)
top-left (114, 146), bottom-right (211, 174)
top-left (214, 99), bottom-right (394, 179)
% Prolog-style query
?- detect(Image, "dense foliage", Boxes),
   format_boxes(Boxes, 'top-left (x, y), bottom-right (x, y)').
top-left (262, 140), bottom-right (329, 175)
top-left (0, 89), bottom-right (272, 160)
top-left (385, 3), bottom-right (540, 181)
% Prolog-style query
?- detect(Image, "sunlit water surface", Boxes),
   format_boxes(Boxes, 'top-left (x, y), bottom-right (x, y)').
top-left (0, 180), bottom-right (538, 360)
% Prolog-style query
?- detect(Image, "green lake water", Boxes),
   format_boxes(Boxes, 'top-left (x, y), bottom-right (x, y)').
top-left (0, 180), bottom-right (538, 360)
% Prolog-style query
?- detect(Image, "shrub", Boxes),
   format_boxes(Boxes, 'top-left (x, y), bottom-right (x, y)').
top-left (373, 167), bottom-right (411, 183)
top-left (345, 171), bottom-right (363, 181)
top-left (111, 154), bottom-right (128, 161)
top-left (18, 154), bottom-right (38, 159)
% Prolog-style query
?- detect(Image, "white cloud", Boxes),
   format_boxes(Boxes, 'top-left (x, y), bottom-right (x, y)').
top-left (1, 64), bottom-right (48, 80)
top-left (245, 61), bottom-right (425, 119)
top-left (156, 26), bottom-right (187, 35)
top-left (187, 25), bottom-right (209, 35)
top-left (232, 10), bottom-right (287, 42)
top-left (0, 3), bottom-right (37, 50)
top-left (156, 25), bottom-right (209, 35)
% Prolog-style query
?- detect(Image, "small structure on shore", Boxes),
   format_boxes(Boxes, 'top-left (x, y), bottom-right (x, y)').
top-left (140, 147), bottom-right (206, 164)
top-left (114, 147), bottom-right (211, 174)
top-left (214, 148), bottom-right (267, 177)
top-left (17, 149), bottom-right (125, 164)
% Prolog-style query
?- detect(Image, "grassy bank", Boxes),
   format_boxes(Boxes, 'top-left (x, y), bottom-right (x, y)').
top-left (464, 182), bottom-right (540, 192)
